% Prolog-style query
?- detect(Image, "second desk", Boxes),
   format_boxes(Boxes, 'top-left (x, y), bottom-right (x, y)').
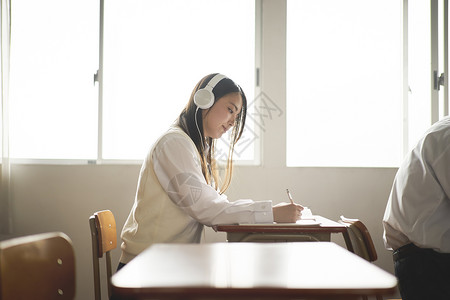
top-left (213, 215), bottom-right (348, 243)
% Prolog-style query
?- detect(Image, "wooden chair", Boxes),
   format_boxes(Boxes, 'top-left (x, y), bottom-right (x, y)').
top-left (89, 210), bottom-right (117, 300)
top-left (338, 216), bottom-right (382, 300)
top-left (0, 232), bottom-right (75, 300)
top-left (339, 215), bottom-right (377, 261)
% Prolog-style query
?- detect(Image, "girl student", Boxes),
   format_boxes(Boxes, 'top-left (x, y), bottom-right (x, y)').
top-left (117, 73), bottom-right (303, 268)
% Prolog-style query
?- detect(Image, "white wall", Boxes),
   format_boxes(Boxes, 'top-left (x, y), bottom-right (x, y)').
top-left (8, 163), bottom-right (398, 300)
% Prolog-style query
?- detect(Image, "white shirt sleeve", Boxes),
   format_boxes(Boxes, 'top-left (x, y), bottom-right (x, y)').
top-left (383, 118), bottom-right (450, 252)
top-left (152, 132), bottom-right (273, 226)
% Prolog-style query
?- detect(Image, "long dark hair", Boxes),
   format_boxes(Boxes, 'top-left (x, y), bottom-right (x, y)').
top-left (177, 73), bottom-right (247, 193)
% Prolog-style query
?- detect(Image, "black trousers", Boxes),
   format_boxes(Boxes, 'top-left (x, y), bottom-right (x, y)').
top-left (394, 243), bottom-right (450, 300)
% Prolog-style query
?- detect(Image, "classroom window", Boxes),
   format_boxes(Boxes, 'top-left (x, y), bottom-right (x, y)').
top-left (9, 0), bottom-right (256, 162)
top-left (286, 0), bottom-right (404, 167)
top-left (102, 0), bottom-right (256, 161)
top-left (9, 0), bottom-right (98, 159)
top-left (407, 0), bottom-right (440, 148)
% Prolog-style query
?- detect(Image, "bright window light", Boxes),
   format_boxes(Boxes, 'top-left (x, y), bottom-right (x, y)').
top-left (286, 0), bottom-right (403, 167)
top-left (407, 0), bottom-right (432, 150)
top-left (9, 0), bottom-right (98, 159)
top-left (103, 0), bottom-right (256, 161)
top-left (8, 0), bottom-right (255, 162)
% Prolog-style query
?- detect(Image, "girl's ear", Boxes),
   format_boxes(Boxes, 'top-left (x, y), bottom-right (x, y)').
top-left (201, 107), bottom-right (211, 118)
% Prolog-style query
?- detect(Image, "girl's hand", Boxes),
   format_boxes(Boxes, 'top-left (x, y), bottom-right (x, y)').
top-left (272, 202), bottom-right (304, 223)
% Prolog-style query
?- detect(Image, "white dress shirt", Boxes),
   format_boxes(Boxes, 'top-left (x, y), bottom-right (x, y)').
top-left (383, 117), bottom-right (450, 253)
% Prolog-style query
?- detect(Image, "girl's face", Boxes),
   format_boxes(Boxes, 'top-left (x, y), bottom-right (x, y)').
top-left (202, 92), bottom-right (242, 139)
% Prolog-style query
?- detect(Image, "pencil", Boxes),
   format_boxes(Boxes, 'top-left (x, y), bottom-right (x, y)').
top-left (286, 189), bottom-right (294, 204)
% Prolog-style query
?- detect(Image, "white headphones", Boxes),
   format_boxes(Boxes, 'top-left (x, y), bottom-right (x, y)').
top-left (194, 74), bottom-right (227, 109)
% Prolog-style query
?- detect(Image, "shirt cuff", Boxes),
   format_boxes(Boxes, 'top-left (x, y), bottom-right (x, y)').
top-left (253, 200), bottom-right (274, 224)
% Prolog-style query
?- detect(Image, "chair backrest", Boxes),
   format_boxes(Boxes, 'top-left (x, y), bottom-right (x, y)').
top-left (0, 232), bottom-right (75, 300)
top-left (89, 210), bottom-right (117, 300)
top-left (338, 216), bottom-right (378, 262)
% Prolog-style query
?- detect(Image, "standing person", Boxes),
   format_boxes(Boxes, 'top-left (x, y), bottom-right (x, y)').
top-left (382, 116), bottom-right (450, 299)
top-left (118, 73), bottom-right (303, 269)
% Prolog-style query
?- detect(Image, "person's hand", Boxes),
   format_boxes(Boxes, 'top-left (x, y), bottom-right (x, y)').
top-left (272, 202), bottom-right (304, 223)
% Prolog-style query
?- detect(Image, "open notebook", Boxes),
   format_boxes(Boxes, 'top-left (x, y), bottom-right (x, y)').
top-left (240, 208), bottom-right (321, 226)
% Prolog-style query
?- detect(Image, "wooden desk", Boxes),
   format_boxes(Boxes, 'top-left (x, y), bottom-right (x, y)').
top-left (111, 242), bottom-right (397, 300)
top-left (214, 216), bottom-right (348, 243)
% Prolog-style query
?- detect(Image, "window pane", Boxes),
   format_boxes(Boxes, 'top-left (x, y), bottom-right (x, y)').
top-left (286, 0), bottom-right (403, 167)
top-left (9, 0), bottom-right (98, 159)
top-left (103, 0), bottom-right (255, 161)
top-left (408, 0), bottom-right (432, 149)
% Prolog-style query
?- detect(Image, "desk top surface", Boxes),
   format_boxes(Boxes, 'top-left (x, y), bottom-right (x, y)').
top-left (112, 242), bottom-right (397, 299)
top-left (214, 215), bottom-right (347, 233)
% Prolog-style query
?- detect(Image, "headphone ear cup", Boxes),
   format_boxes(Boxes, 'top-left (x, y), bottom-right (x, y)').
top-left (194, 89), bottom-right (214, 109)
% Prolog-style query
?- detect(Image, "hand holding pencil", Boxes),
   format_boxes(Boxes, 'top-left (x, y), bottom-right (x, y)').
top-left (272, 189), bottom-right (304, 223)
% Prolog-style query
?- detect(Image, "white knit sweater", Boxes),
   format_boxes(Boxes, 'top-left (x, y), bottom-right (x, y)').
top-left (119, 126), bottom-right (273, 263)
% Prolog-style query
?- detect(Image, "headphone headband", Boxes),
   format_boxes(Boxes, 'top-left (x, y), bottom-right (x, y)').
top-left (204, 74), bottom-right (226, 92)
